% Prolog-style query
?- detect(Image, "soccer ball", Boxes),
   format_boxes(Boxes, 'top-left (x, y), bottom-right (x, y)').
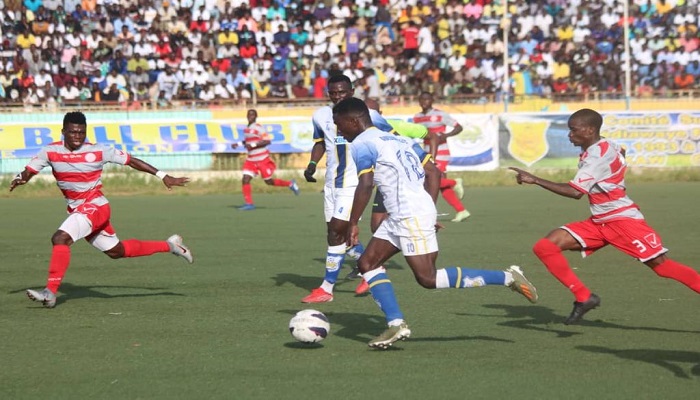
top-left (289, 309), bottom-right (330, 343)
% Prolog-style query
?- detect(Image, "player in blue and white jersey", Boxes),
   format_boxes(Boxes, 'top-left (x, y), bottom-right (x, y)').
top-left (333, 98), bottom-right (539, 349)
top-left (301, 74), bottom-right (396, 302)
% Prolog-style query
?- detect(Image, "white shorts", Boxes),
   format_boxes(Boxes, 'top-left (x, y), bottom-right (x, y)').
top-left (58, 212), bottom-right (120, 252)
top-left (323, 186), bottom-right (356, 223)
top-left (374, 214), bottom-right (439, 256)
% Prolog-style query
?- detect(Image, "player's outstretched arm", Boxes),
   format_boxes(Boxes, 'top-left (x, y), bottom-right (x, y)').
top-left (509, 167), bottom-right (583, 199)
top-left (9, 169), bottom-right (35, 192)
top-left (423, 160), bottom-right (441, 204)
top-left (304, 141), bottom-right (325, 182)
top-left (127, 157), bottom-right (190, 191)
top-left (445, 122), bottom-right (463, 138)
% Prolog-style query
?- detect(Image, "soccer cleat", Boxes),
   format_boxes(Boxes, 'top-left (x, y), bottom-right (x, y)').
top-left (289, 179), bottom-right (300, 196)
top-left (565, 293), bottom-right (601, 325)
top-left (301, 288), bottom-right (333, 303)
top-left (26, 288), bottom-right (57, 308)
top-left (345, 266), bottom-right (361, 279)
top-left (454, 177), bottom-right (465, 199)
top-left (451, 210), bottom-right (471, 222)
top-left (354, 279), bottom-right (369, 295)
top-left (238, 203), bottom-right (256, 211)
top-left (507, 265), bottom-right (538, 303)
top-left (167, 234), bottom-right (193, 264)
top-left (368, 323), bottom-right (411, 349)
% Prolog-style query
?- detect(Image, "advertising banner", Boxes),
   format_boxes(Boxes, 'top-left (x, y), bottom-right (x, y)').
top-left (500, 112), bottom-right (700, 168)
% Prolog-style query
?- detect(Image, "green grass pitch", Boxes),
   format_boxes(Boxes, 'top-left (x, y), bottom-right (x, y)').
top-left (1, 183), bottom-right (698, 399)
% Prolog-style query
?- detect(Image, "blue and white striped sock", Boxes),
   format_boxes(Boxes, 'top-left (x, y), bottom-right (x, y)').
top-left (364, 267), bottom-right (403, 324)
top-left (435, 267), bottom-right (506, 289)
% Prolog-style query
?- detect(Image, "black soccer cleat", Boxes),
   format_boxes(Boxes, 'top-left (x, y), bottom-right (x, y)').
top-left (564, 293), bottom-right (601, 325)
top-left (345, 267), bottom-right (362, 280)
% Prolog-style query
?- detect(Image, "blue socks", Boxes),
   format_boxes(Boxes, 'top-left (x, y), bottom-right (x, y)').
top-left (364, 267), bottom-right (403, 324)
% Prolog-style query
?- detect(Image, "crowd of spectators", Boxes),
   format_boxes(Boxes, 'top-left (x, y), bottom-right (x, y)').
top-left (0, 0), bottom-right (699, 109)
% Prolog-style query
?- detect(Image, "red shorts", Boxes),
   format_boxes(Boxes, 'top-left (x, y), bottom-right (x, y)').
top-left (242, 158), bottom-right (277, 180)
top-left (562, 217), bottom-right (668, 262)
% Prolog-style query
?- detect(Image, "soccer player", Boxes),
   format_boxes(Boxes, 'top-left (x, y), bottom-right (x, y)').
top-left (301, 75), bottom-right (397, 302)
top-left (233, 109), bottom-right (300, 211)
top-left (510, 108), bottom-right (700, 325)
top-left (413, 92), bottom-right (470, 222)
top-left (9, 111), bottom-right (194, 309)
top-left (334, 98), bottom-right (538, 349)
top-left (364, 98), bottom-right (438, 234)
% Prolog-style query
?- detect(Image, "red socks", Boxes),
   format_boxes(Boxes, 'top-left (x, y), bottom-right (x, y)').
top-left (242, 183), bottom-right (253, 204)
top-left (653, 259), bottom-right (700, 293)
top-left (440, 178), bottom-right (455, 189)
top-left (122, 239), bottom-right (170, 258)
top-left (441, 188), bottom-right (465, 212)
top-left (533, 238), bottom-right (592, 302)
top-left (271, 178), bottom-right (291, 187)
top-left (46, 245), bottom-right (71, 293)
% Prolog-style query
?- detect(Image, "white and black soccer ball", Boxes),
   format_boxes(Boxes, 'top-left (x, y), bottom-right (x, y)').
top-left (289, 309), bottom-right (330, 343)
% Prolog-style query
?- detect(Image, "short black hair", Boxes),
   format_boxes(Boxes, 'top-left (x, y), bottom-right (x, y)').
top-left (63, 111), bottom-right (86, 127)
top-left (328, 74), bottom-right (352, 87)
top-left (332, 97), bottom-right (369, 118)
top-left (570, 108), bottom-right (603, 133)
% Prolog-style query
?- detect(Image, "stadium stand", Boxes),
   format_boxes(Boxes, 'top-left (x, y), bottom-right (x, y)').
top-left (0, 0), bottom-right (698, 110)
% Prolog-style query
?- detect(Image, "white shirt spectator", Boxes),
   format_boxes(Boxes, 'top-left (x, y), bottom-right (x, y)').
top-left (157, 70), bottom-right (180, 100)
top-left (214, 81), bottom-right (238, 99)
top-left (133, 41), bottom-right (153, 57)
top-left (198, 86), bottom-right (215, 101)
top-left (59, 84), bottom-right (80, 101)
top-left (573, 27), bottom-right (591, 43)
top-left (448, 53), bottom-right (466, 72)
top-left (534, 12), bottom-right (553, 36)
top-left (417, 26), bottom-right (434, 54)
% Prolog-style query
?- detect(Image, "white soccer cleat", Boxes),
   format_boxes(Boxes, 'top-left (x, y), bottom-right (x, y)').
top-left (26, 288), bottom-right (57, 308)
top-left (507, 265), bottom-right (538, 303)
top-left (167, 234), bottom-right (193, 264)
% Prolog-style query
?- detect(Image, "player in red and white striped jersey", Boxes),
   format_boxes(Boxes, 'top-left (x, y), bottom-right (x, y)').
top-left (511, 108), bottom-right (700, 324)
top-left (10, 111), bottom-right (193, 308)
top-left (232, 109), bottom-right (299, 210)
top-left (414, 92), bottom-right (470, 222)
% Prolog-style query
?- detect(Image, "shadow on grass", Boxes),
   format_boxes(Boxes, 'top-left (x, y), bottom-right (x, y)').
top-left (279, 309), bottom-right (513, 346)
top-left (458, 304), bottom-right (700, 338)
top-left (14, 283), bottom-right (185, 307)
top-left (271, 273), bottom-right (371, 294)
top-left (577, 345), bottom-right (700, 379)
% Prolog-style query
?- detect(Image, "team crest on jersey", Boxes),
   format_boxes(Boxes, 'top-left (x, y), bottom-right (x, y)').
top-left (84, 153), bottom-right (96, 162)
top-left (506, 119), bottom-right (551, 167)
top-left (78, 204), bottom-right (98, 215)
top-left (644, 233), bottom-right (660, 248)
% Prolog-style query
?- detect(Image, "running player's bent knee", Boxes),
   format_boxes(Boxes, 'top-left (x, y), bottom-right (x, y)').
top-left (415, 274), bottom-right (437, 289)
top-left (51, 230), bottom-right (72, 246)
top-left (533, 238), bottom-right (560, 258)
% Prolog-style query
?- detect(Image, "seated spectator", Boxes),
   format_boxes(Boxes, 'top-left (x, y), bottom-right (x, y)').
top-left (59, 80), bottom-right (80, 103)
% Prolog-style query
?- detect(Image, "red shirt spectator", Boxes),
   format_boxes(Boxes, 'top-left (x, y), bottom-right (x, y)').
top-left (154, 41), bottom-right (172, 59)
top-left (400, 21), bottom-right (419, 56)
top-left (211, 58), bottom-right (231, 73)
top-left (240, 42), bottom-right (257, 59)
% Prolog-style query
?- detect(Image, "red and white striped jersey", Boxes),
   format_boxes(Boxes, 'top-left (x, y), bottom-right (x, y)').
top-left (243, 123), bottom-right (270, 162)
top-left (413, 108), bottom-right (457, 163)
top-left (26, 141), bottom-right (130, 210)
top-left (569, 138), bottom-right (643, 223)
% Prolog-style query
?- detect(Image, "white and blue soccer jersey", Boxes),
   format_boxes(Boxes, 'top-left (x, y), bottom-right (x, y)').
top-left (312, 105), bottom-right (394, 189)
top-left (350, 127), bottom-right (436, 219)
